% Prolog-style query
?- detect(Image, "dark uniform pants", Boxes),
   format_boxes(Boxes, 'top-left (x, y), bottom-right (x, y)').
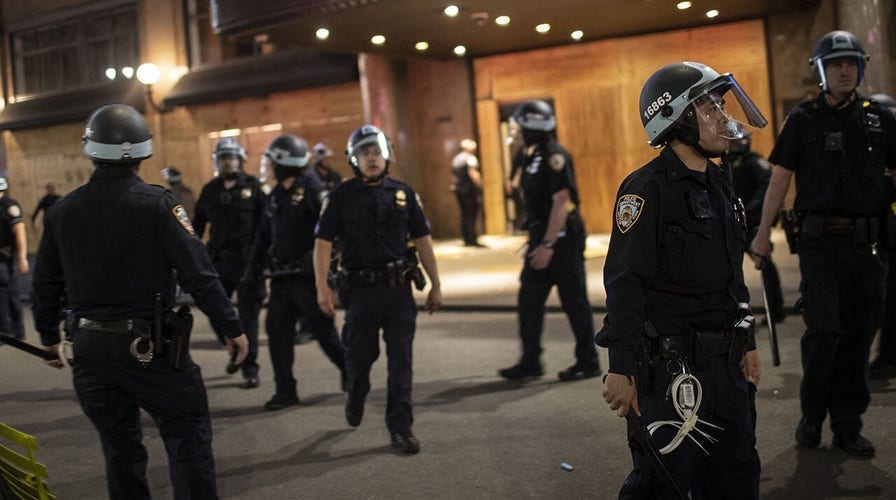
top-left (517, 230), bottom-right (598, 368)
top-left (342, 284), bottom-right (417, 434)
top-left (214, 257), bottom-right (264, 378)
top-left (0, 259), bottom-right (24, 339)
top-left (620, 362), bottom-right (760, 499)
top-left (70, 329), bottom-right (218, 500)
top-left (797, 235), bottom-right (884, 433)
top-left (877, 244), bottom-right (896, 363)
top-left (266, 276), bottom-right (345, 396)
top-left (455, 190), bottom-right (480, 246)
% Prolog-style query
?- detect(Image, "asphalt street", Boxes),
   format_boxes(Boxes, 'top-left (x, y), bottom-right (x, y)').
top-left (1, 231), bottom-right (894, 499)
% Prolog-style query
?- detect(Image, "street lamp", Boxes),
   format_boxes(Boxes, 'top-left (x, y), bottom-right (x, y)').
top-left (136, 63), bottom-right (173, 113)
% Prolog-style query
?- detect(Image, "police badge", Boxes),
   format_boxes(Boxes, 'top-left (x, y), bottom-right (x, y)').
top-left (395, 190), bottom-right (407, 207)
top-left (615, 194), bottom-right (644, 234)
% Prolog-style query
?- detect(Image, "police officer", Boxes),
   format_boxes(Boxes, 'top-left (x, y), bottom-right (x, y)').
top-left (870, 93), bottom-right (896, 379)
top-left (31, 104), bottom-right (248, 499)
top-left (497, 100), bottom-right (600, 382)
top-left (313, 124), bottom-right (442, 454)
top-left (311, 142), bottom-right (343, 191)
top-left (249, 134), bottom-right (346, 411)
top-left (752, 32), bottom-right (896, 458)
top-left (193, 137), bottom-right (265, 388)
top-left (727, 134), bottom-right (785, 323)
top-left (450, 138), bottom-right (485, 247)
top-left (598, 62), bottom-right (767, 497)
top-left (161, 166), bottom-right (196, 219)
top-left (0, 177), bottom-right (27, 339)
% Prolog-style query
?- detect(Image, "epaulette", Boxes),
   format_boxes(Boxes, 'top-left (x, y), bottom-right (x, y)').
top-left (618, 162), bottom-right (661, 195)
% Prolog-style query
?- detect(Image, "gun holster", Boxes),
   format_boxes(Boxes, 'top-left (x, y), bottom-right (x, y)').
top-left (779, 209), bottom-right (801, 254)
top-left (162, 306), bottom-right (193, 370)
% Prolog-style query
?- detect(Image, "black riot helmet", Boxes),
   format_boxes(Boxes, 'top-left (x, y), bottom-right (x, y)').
top-left (213, 137), bottom-right (247, 161)
top-left (810, 31), bottom-right (869, 92)
top-left (262, 134), bottom-right (310, 182)
top-left (512, 100), bottom-right (556, 145)
top-left (346, 124), bottom-right (392, 181)
top-left (639, 61), bottom-right (767, 151)
top-left (82, 104), bottom-right (152, 164)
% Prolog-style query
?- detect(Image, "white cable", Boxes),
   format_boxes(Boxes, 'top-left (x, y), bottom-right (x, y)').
top-left (646, 372), bottom-right (723, 455)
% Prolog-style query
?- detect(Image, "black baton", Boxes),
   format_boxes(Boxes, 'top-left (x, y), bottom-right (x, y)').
top-left (0, 333), bottom-right (59, 361)
top-left (625, 412), bottom-right (687, 500)
top-left (761, 280), bottom-right (781, 366)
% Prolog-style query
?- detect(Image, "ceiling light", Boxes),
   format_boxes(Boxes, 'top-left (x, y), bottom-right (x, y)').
top-left (415, 41), bottom-right (429, 51)
top-left (495, 15), bottom-right (510, 26)
top-left (706, 9), bottom-right (719, 18)
top-left (453, 45), bottom-right (467, 56)
top-left (444, 5), bottom-right (459, 17)
top-left (316, 28), bottom-right (330, 40)
top-left (571, 30), bottom-right (584, 41)
top-left (105, 68), bottom-right (116, 80)
top-left (535, 23), bottom-right (551, 34)
top-left (676, 1), bottom-right (692, 9)
top-left (121, 66), bottom-right (134, 79)
top-left (371, 35), bottom-right (386, 45)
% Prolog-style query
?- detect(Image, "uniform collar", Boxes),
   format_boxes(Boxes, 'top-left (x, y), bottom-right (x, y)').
top-left (91, 166), bottom-right (140, 181)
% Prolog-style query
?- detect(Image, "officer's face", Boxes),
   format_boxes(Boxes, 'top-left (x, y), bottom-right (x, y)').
top-left (694, 95), bottom-right (733, 155)
top-left (357, 144), bottom-right (386, 178)
top-left (216, 154), bottom-right (242, 179)
top-left (823, 57), bottom-right (859, 97)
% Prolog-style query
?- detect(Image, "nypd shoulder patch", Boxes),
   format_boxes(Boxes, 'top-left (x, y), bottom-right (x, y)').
top-left (549, 153), bottom-right (566, 172)
top-left (615, 194), bottom-right (644, 234)
top-left (7, 204), bottom-right (21, 218)
top-left (172, 205), bottom-right (195, 235)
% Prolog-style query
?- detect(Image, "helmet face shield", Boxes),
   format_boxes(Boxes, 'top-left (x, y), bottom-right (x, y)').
top-left (348, 131), bottom-right (391, 167)
top-left (690, 75), bottom-right (768, 141)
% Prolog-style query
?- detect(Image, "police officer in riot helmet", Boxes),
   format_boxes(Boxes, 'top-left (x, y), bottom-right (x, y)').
top-left (726, 133), bottom-right (785, 323)
top-left (751, 31), bottom-right (896, 458)
top-left (194, 136), bottom-right (266, 388)
top-left (311, 142), bottom-right (342, 191)
top-left (0, 176), bottom-right (28, 340)
top-left (498, 100), bottom-right (601, 382)
top-left (32, 104), bottom-right (248, 499)
top-left (314, 124), bottom-right (442, 454)
top-left (870, 93), bottom-right (896, 379)
top-left (598, 62), bottom-right (767, 497)
top-left (247, 134), bottom-right (346, 411)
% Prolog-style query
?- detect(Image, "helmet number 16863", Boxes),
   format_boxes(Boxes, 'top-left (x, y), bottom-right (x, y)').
top-left (643, 92), bottom-right (673, 121)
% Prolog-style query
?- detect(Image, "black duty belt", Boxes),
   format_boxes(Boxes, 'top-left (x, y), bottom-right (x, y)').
top-left (802, 213), bottom-right (879, 236)
top-left (77, 318), bottom-right (152, 336)
top-left (655, 330), bottom-right (744, 368)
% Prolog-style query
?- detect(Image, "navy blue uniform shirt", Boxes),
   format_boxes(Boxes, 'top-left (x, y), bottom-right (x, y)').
top-left (193, 172), bottom-right (263, 257)
top-left (769, 93), bottom-right (896, 216)
top-left (316, 177), bottom-right (430, 270)
top-left (252, 169), bottom-right (326, 264)
top-left (596, 147), bottom-right (750, 374)
top-left (520, 140), bottom-right (581, 231)
top-left (32, 167), bottom-right (240, 345)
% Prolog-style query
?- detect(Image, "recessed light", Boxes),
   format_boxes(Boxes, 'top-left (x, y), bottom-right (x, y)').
top-left (121, 66), bottom-right (134, 79)
top-left (371, 35), bottom-right (386, 45)
top-left (495, 15), bottom-right (510, 26)
top-left (676, 1), bottom-right (692, 9)
top-left (415, 41), bottom-right (429, 51)
top-left (453, 45), bottom-right (467, 56)
top-left (706, 9), bottom-right (719, 18)
top-left (535, 23), bottom-right (551, 34)
top-left (105, 68), bottom-right (116, 80)
top-left (571, 30), bottom-right (584, 41)
top-left (315, 28), bottom-right (330, 40)
top-left (444, 5), bottom-right (459, 17)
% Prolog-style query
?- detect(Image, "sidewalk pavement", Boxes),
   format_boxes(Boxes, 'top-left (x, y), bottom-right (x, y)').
top-left (1, 231), bottom-right (894, 499)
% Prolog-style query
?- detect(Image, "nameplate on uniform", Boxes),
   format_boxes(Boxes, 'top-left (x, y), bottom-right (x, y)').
top-left (615, 194), bottom-right (644, 234)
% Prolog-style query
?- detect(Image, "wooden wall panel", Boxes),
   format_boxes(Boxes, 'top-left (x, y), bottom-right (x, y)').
top-left (473, 19), bottom-right (773, 233)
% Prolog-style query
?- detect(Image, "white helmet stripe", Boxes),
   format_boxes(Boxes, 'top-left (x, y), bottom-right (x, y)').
top-left (84, 138), bottom-right (152, 161)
